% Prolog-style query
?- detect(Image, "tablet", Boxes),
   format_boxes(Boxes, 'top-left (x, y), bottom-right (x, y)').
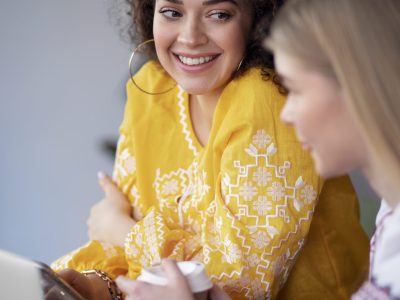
top-left (0, 249), bottom-right (85, 300)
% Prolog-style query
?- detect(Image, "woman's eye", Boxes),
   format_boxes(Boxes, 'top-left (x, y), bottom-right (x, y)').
top-left (208, 11), bottom-right (231, 21)
top-left (159, 8), bottom-right (182, 18)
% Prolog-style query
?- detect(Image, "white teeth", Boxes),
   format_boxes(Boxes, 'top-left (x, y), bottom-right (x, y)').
top-left (178, 55), bottom-right (215, 66)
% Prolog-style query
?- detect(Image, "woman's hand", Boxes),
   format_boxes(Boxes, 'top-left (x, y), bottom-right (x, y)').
top-left (209, 284), bottom-right (231, 300)
top-left (87, 172), bottom-right (135, 247)
top-left (57, 269), bottom-right (112, 300)
top-left (116, 260), bottom-right (195, 300)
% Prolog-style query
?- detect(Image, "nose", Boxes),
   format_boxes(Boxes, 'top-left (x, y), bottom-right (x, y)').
top-left (177, 17), bottom-right (208, 47)
top-left (280, 100), bottom-right (295, 126)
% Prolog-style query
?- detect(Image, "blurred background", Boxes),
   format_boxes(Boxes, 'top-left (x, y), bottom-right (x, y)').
top-left (0, 0), bottom-right (133, 263)
top-left (0, 0), bottom-right (380, 265)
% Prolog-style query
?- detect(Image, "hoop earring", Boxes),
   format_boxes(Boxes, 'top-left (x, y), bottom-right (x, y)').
top-left (236, 57), bottom-right (244, 72)
top-left (129, 39), bottom-right (177, 95)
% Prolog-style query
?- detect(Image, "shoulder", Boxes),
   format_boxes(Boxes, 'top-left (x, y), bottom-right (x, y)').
top-left (122, 60), bottom-right (180, 129)
top-left (126, 60), bottom-right (176, 96)
top-left (216, 68), bottom-right (292, 139)
top-left (221, 68), bottom-right (286, 120)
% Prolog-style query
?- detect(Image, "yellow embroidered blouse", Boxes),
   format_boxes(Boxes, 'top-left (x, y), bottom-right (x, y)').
top-left (52, 61), bottom-right (369, 299)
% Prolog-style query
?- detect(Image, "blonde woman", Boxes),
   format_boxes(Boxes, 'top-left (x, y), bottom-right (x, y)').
top-left (266, 0), bottom-right (400, 298)
top-left (52, 0), bottom-right (369, 299)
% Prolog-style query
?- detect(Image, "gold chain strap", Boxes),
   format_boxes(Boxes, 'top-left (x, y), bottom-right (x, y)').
top-left (81, 269), bottom-right (122, 300)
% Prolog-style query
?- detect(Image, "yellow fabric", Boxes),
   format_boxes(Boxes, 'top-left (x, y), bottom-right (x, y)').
top-left (52, 61), bottom-right (369, 299)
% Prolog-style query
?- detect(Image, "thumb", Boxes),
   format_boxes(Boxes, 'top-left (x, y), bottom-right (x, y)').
top-left (97, 171), bottom-right (119, 196)
top-left (209, 284), bottom-right (231, 300)
top-left (162, 259), bottom-right (191, 290)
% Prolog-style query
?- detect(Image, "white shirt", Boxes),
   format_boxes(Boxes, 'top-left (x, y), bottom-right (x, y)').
top-left (372, 200), bottom-right (400, 297)
top-left (352, 200), bottom-right (400, 299)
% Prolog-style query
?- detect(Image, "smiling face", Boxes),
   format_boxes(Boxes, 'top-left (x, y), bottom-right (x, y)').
top-left (153, 0), bottom-right (252, 96)
top-left (275, 50), bottom-right (368, 178)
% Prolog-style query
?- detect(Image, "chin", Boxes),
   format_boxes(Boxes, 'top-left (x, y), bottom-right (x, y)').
top-left (179, 83), bottom-right (214, 96)
top-left (313, 155), bottom-right (345, 179)
top-left (316, 163), bottom-right (348, 179)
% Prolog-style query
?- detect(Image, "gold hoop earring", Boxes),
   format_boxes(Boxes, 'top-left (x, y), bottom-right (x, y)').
top-left (129, 39), bottom-right (177, 95)
top-left (236, 57), bottom-right (244, 72)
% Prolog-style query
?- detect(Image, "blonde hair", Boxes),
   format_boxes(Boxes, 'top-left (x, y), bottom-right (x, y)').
top-left (266, 0), bottom-right (400, 187)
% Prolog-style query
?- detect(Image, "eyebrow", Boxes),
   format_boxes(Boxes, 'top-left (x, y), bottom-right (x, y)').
top-left (158, 0), bottom-right (238, 6)
top-left (203, 0), bottom-right (238, 6)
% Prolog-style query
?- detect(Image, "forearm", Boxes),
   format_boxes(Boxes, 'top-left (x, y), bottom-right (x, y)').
top-left (85, 270), bottom-right (123, 300)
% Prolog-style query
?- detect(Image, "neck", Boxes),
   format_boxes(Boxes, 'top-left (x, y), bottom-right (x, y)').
top-left (189, 89), bottom-right (222, 146)
top-left (191, 93), bottom-right (219, 124)
top-left (361, 160), bottom-right (399, 209)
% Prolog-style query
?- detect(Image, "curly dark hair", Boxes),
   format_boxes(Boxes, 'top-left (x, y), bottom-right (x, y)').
top-left (122, 0), bottom-right (286, 81)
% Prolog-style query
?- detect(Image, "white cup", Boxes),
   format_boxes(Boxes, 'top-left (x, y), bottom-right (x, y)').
top-left (137, 261), bottom-right (212, 300)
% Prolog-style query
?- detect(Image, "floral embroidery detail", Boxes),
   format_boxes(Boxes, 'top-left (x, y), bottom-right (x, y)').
top-left (206, 129), bottom-right (318, 299)
top-left (239, 181), bottom-right (259, 201)
top-left (223, 238), bottom-right (242, 264)
top-left (253, 167), bottom-right (272, 186)
top-left (115, 148), bottom-right (136, 178)
top-left (301, 185), bottom-right (317, 205)
top-left (253, 196), bottom-right (273, 216)
top-left (252, 129), bottom-right (272, 149)
top-left (111, 126), bottom-right (319, 299)
top-left (267, 182), bottom-right (285, 202)
top-left (252, 231), bottom-right (271, 249)
top-left (161, 179), bottom-right (179, 195)
top-left (100, 242), bottom-right (118, 257)
top-left (246, 253), bottom-right (261, 267)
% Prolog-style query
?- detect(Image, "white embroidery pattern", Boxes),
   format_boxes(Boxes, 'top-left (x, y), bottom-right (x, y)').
top-left (203, 129), bottom-right (317, 299)
top-left (100, 242), bottom-right (118, 257)
top-left (177, 86), bottom-right (198, 157)
top-left (125, 209), bottom-right (165, 267)
top-left (113, 134), bottom-right (144, 217)
top-left (253, 196), bottom-right (273, 216)
top-left (153, 167), bottom-right (191, 219)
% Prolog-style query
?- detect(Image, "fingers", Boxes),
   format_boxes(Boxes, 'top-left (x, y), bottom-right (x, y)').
top-left (209, 284), bottom-right (231, 300)
top-left (115, 276), bottom-right (150, 300)
top-left (97, 171), bottom-right (116, 196)
top-left (58, 269), bottom-right (92, 300)
top-left (115, 276), bottom-right (136, 294)
top-left (97, 171), bottom-right (128, 205)
top-left (58, 269), bottom-right (82, 285)
top-left (161, 259), bottom-right (191, 290)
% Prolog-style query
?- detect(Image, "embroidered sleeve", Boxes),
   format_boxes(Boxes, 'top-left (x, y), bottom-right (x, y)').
top-left (51, 241), bottom-right (128, 279)
top-left (113, 130), bottom-right (143, 220)
top-left (202, 128), bottom-right (321, 299)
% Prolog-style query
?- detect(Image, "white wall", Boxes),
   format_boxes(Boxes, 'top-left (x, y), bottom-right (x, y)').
top-left (0, 0), bottom-right (131, 264)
